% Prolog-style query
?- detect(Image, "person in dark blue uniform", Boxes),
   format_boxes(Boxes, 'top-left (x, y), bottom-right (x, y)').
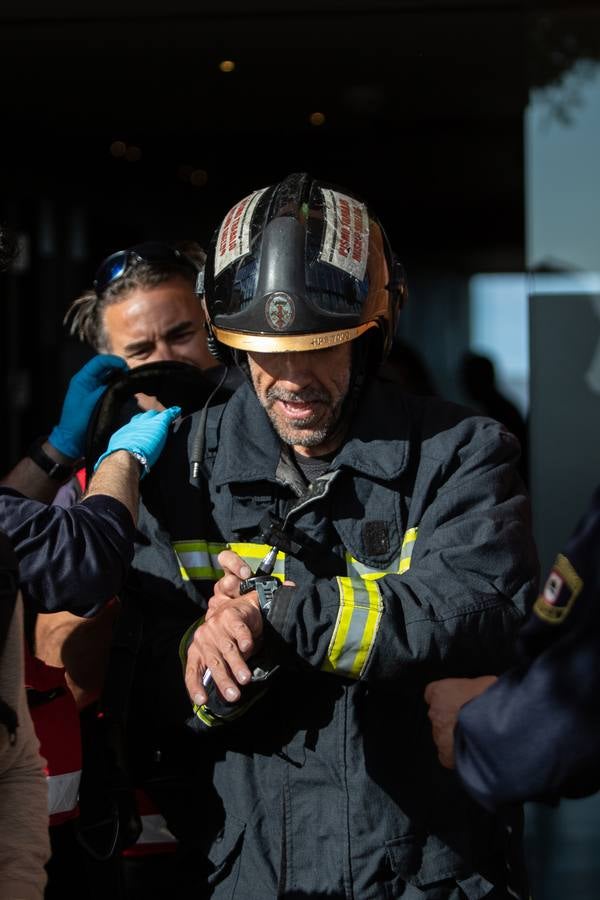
top-left (425, 487), bottom-right (600, 810)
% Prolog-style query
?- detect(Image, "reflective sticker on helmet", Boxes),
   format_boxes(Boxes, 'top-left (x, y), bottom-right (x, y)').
top-left (265, 293), bottom-right (296, 331)
top-left (319, 188), bottom-right (369, 281)
top-left (214, 188), bottom-right (267, 277)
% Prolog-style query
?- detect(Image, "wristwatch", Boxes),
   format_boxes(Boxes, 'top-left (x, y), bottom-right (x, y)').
top-left (27, 437), bottom-right (76, 484)
top-left (239, 575), bottom-right (280, 613)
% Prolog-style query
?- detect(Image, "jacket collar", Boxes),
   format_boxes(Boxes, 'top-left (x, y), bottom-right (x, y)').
top-left (211, 378), bottom-right (410, 488)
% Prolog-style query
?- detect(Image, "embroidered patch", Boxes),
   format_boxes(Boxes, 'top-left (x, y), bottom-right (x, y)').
top-left (533, 553), bottom-right (583, 625)
top-left (362, 521), bottom-right (390, 557)
top-left (265, 292), bottom-right (295, 331)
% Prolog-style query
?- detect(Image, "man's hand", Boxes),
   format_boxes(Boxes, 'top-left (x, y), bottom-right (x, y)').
top-left (206, 548), bottom-right (295, 620)
top-left (49, 354), bottom-right (128, 460)
top-left (205, 549), bottom-right (254, 619)
top-left (185, 593), bottom-right (264, 707)
top-left (424, 676), bottom-right (498, 769)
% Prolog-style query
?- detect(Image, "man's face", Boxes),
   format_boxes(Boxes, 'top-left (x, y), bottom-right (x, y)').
top-left (247, 343), bottom-right (352, 457)
top-left (103, 275), bottom-right (215, 370)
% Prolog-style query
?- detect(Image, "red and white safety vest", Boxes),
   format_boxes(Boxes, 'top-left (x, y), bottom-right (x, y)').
top-left (25, 649), bottom-right (82, 826)
top-left (123, 789), bottom-right (177, 857)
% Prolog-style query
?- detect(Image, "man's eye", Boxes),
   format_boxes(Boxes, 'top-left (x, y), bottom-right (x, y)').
top-left (170, 330), bottom-right (195, 344)
top-left (127, 348), bottom-right (152, 360)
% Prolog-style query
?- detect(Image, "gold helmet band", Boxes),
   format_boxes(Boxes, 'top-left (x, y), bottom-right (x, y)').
top-left (212, 321), bottom-right (378, 353)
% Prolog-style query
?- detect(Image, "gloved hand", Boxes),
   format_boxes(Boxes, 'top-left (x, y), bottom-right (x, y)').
top-left (49, 354), bottom-right (128, 459)
top-left (93, 406), bottom-right (182, 477)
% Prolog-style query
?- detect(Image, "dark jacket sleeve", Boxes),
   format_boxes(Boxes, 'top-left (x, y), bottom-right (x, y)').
top-left (268, 424), bottom-right (538, 686)
top-left (453, 487), bottom-right (600, 811)
top-left (0, 488), bottom-right (135, 615)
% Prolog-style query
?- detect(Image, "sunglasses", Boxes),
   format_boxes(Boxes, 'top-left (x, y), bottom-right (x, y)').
top-left (93, 241), bottom-right (199, 296)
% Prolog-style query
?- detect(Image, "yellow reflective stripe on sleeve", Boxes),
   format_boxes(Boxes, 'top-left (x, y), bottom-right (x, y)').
top-left (227, 543), bottom-right (287, 582)
top-left (172, 541), bottom-right (227, 582)
top-left (324, 577), bottom-right (383, 679)
top-left (399, 527), bottom-right (418, 574)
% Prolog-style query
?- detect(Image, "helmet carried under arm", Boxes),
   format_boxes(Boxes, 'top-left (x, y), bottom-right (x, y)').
top-left (201, 173), bottom-right (407, 369)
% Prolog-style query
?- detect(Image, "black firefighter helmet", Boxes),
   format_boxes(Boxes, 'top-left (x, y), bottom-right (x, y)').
top-left (201, 173), bottom-right (407, 370)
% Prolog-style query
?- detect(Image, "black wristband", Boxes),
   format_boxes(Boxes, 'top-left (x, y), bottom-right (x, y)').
top-left (27, 437), bottom-right (76, 484)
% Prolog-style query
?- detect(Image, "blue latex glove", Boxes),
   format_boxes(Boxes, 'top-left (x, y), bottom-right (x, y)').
top-left (49, 354), bottom-right (128, 459)
top-left (93, 406), bottom-right (182, 477)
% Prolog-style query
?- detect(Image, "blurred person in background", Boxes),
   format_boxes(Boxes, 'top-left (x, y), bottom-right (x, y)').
top-left (460, 351), bottom-right (528, 484)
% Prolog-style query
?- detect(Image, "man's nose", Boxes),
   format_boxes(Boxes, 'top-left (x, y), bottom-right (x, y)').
top-left (149, 342), bottom-right (178, 363)
top-left (276, 352), bottom-right (314, 388)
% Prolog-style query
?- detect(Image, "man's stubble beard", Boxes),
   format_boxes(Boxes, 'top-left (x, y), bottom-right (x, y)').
top-left (263, 386), bottom-right (347, 449)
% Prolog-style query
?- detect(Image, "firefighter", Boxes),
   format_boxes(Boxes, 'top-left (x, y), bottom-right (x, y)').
top-left (135, 172), bottom-right (538, 898)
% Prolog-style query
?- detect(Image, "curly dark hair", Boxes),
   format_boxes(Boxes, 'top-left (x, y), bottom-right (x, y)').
top-left (65, 240), bottom-right (206, 352)
top-left (0, 225), bottom-right (18, 273)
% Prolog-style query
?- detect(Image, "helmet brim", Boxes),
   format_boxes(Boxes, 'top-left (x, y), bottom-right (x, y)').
top-left (212, 320), bottom-right (377, 353)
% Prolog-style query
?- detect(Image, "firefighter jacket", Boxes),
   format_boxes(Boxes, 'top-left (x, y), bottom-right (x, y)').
top-left (134, 377), bottom-right (539, 900)
top-left (456, 485), bottom-right (600, 811)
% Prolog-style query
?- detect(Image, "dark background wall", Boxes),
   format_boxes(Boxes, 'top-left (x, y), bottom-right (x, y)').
top-left (0, 0), bottom-right (598, 466)
top-left (0, 0), bottom-right (536, 468)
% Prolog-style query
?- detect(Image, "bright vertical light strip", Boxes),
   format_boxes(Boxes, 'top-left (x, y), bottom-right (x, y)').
top-left (469, 274), bottom-right (529, 416)
top-left (525, 63), bottom-right (600, 272)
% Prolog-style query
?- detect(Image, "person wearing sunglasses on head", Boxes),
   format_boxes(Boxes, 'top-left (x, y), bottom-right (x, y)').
top-left (33, 241), bottom-right (228, 900)
top-left (0, 222), bottom-right (182, 900)
top-left (66, 240), bottom-right (218, 412)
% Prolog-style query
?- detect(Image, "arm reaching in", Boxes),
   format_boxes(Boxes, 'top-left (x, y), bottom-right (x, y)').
top-left (2, 407), bottom-right (180, 614)
top-left (2, 354), bottom-right (127, 503)
top-left (424, 676), bottom-right (498, 768)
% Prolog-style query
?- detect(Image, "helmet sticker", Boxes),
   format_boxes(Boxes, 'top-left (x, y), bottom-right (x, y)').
top-left (533, 552), bottom-right (583, 625)
top-left (214, 188), bottom-right (268, 277)
top-left (265, 293), bottom-right (296, 331)
top-left (319, 188), bottom-right (369, 281)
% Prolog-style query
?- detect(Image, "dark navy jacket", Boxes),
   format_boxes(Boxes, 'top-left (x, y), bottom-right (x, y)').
top-left (0, 488), bottom-right (135, 614)
top-left (135, 378), bottom-right (539, 899)
top-left (456, 486), bottom-right (600, 810)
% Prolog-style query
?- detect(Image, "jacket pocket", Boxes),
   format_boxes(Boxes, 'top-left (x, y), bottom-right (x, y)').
top-left (385, 833), bottom-right (495, 899)
top-left (206, 815), bottom-right (246, 889)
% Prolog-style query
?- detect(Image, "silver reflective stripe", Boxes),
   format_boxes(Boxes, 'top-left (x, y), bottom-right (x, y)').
top-left (345, 554), bottom-right (401, 581)
top-left (47, 770), bottom-right (81, 816)
top-left (324, 577), bottom-right (383, 679)
top-left (345, 526), bottom-right (418, 580)
top-left (399, 527), bottom-right (418, 574)
top-left (172, 541), bottom-right (227, 582)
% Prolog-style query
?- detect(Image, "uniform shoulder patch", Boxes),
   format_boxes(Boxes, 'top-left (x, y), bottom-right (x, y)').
top-left (533, 553), bottom-right (583, 625)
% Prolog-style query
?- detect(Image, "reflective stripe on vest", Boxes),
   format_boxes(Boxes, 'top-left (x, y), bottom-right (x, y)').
top-left (173, 541), bottom-right (286, 583)
top-left (47, 769), bottom-right (81, 818)
top-left (172, 541), bottom-right (227, 581)
top-left (399, 527), bottom-right (418, 574)
top-left (122, 789), bottom-right (178, 857)
top-left (228, 543), bottom-right (286, 581)
top-left (324, 527), bottom-right (419, 678)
